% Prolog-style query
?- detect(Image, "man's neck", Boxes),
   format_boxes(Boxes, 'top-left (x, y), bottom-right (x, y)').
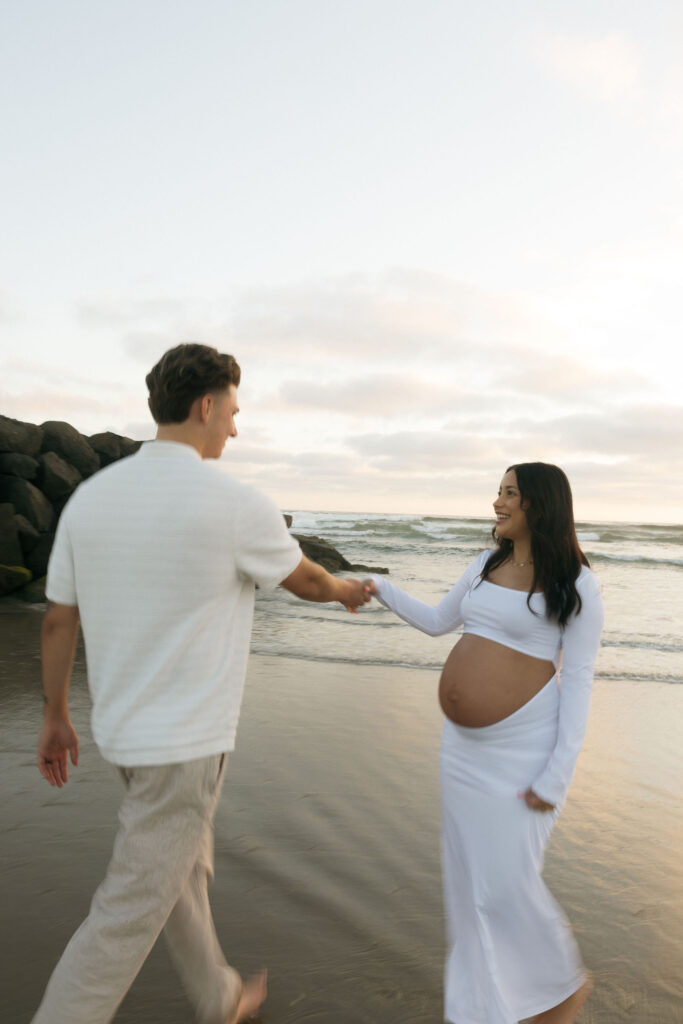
top-left (155, 425), bottom-right (204, 456)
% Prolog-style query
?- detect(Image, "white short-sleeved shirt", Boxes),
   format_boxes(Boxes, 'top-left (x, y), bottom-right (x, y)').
top-left (46, 441), bottom-right (302, 766)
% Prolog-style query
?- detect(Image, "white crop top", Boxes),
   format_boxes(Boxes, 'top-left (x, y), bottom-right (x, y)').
top-left (370, 549), bottom-right (604, 806)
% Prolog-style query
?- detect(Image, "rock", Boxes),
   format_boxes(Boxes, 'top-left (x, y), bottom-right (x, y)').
top-left (291, 533), bottom-right (389, 574)
top-left (283, 513), bottom-right (293, 528)
top-left (51, 494), bottom-right (72, 521)
top-left (89, 431), bottom-right (121, 466)
top-left (0, 453), bottom-right (40, 480)
top-left (0, 503), bottom-right (25, 566)
top-left (13, 513), bottom-right (41, 554)
top-left (0, 416), bottom-right (44, 457)
top-left (17, 576), bottom-right (47, 602)
top-left (38, 451), bottom-right (83, 501)
top-left (40, 421), bottom-right (100, 478)
top-left (24, 532), bottom-right (55, 580)
top-left (0, 564), bottom-right (32, 597)
top-left (0, 477), bottom-right (54, 532)
top-left (293, 534), bottom-right (353, 572)
top-left (118, 436), bottom-right (143, 457)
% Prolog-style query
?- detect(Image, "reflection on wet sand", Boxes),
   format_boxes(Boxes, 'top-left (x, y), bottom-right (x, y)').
top-left (2, 604), bottom-right (682, 1023)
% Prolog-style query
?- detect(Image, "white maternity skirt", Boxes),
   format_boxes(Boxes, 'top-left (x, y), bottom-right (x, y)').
top-left (439, 675), bottom-right (586, 1024)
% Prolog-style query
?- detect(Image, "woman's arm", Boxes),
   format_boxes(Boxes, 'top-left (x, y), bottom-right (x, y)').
top-left (531, 571), bottom-right (605, 807)
top-left (366, 551), bottom-right (488, 637)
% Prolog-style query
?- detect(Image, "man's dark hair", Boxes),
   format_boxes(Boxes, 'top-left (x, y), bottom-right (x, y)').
top-left (146, 344), bottom-right (241, 424)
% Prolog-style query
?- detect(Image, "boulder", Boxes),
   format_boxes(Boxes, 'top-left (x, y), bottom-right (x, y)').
top-left (0, 503), bottom-right (25, 566)
top-left (40, 421), bottom-right (100, 478)
top-left (283, 514), bottom-right (293, 528)
top-left (24, 531), bottom-right (55, 580)
top-left (293, 534), bottom-right (353, 573)
top-left (17, 576), bottom-right (47, 603)
top-left (0, 453), bottom-right (40, 480)
top-left (118, 436), bottom-right (143, 457)
top-left (89, 431), bottom-right (121, 466)
top-left (13, 513), bottom-right (41, 554)
top-left (51, 494), bottom-right (72, 521)
top-left (0, 564), bottom-right (32, 597)
top-left (0, 416), bottom-right (44, 457)
top-left (291, 533), bottom-right (388, 574)
top-left (0, 477), bottom-right (54, 532)
top-left (39, 451), bottom-right (83, 501)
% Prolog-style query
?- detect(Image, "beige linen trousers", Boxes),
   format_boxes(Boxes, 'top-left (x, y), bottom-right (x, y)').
top-left (32, 753), bottom-right (240, 1024)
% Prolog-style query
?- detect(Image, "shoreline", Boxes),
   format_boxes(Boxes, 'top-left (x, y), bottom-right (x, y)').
top-left (2, 609), bottom-right (682, 1022)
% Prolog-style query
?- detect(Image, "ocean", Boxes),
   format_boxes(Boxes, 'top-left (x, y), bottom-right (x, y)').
top-left (253, 512), bottom-right (683, 686)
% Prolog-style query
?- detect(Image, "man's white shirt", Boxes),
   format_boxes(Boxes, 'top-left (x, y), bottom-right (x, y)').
top-left (46, 441), bottom-right (302, 765)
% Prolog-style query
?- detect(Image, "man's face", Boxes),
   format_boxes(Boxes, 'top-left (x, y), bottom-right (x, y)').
top-left (204, 384), bottom-right (239, 458)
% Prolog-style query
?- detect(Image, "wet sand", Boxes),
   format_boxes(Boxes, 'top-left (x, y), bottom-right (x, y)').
top-left (1, 603), bottom-right (682, 1023)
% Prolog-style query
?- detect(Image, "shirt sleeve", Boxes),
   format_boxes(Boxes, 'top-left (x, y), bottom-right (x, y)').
top-left (368, 551), bottom-right (489, 637)
top-left (233, 487), bottom-right (302, 592)
top-left (531, 570), bottom-right (605, 807)
top-left (45, 505), bottom-right (78, 606)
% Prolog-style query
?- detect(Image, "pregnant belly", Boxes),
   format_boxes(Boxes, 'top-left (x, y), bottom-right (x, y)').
top-left (438, 634), bottom-right (555, 727)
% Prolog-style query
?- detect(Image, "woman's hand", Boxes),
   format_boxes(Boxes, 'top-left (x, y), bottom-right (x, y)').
top-left (362, 579), bottom-right (379, 598)
top-left (520, 788), bottom-right (555, 813)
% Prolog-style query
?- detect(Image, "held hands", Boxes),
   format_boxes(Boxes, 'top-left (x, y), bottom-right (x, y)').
top-left (519, 788), bottom-right (556, 814)
top-left (38, 715), bottom-right (79, 787)
top-left (340, 579), bottom-right (374, 613)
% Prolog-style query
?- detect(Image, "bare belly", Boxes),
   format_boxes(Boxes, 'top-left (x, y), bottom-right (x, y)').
top-left (438, 634), bottom-right (555, 727)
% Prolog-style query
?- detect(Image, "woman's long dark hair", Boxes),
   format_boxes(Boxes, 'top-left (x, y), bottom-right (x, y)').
top-left (480, 462), bottom-right (589, 626)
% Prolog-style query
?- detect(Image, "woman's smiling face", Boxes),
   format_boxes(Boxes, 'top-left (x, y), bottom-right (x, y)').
top-left (493, 469), bottom-right (531, 543)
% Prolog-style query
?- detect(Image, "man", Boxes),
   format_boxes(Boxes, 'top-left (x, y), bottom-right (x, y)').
top-left (34, 343), bottom-right (369, 1024)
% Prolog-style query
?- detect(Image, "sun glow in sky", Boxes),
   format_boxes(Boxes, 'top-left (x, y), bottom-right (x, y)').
top-left (1, 1), bottom-right (682, 523)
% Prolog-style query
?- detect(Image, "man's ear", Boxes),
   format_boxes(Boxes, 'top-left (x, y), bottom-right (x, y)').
top-left (198, 393), bottom-right (213, 424)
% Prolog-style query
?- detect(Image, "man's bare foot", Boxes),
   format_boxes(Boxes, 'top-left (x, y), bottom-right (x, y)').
top-left (533, 974), bottom-right (593, 1023)
top-left (225, 970), bottom-right (268, 1024)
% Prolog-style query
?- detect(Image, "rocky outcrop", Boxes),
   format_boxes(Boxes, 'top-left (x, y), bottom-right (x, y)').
top-left (0, 417), bottom-right (43, 457)
top-left (292, 534), bottom-right (387, 574)
top-left (0, 415), bottom-right (141, 599)
top-left (41, 421), bottom-right (101, 478)
top-left (0, 453), bottom-right (39, 480)
top-left (0, 414), bottom-right (386, 601)
top-left (38, 452), bottom-right (83, 502)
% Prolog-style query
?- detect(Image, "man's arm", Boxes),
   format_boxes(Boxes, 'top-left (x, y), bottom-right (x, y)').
top-left (38, 602), bottom-right (81, 787)
top-left (280, 556), bottom-right (370, 612)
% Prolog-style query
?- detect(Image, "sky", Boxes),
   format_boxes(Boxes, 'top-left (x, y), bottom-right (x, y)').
top-left (1, 0), bottom-right (682, 523)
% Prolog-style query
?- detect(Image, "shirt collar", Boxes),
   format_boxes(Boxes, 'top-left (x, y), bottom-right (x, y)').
top-left (137, 440), bottom-right (203, 461)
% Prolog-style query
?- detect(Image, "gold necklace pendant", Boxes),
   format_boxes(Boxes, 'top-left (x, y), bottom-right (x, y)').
top-left (508, 557), bottom-right (533, 568)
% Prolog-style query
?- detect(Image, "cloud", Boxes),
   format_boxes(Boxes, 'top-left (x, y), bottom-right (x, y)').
top-left (229, 269), bottom-right (565, 367)
top-left (3, 357), bottom-right (130, 395)
top-left (257, 373), bottom-right (476, 419)
top-left (56, 268), bottom-right (679, 521)
top-left (0, 389), bottom-right (108, 424)
top-left (0, 289), bottom-right (20, 323)
top-left (533, 30), bottom-right (642, 103)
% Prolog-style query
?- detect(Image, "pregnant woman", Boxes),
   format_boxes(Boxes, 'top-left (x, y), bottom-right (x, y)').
top-left (365, 462), bottom-right (604, 1024)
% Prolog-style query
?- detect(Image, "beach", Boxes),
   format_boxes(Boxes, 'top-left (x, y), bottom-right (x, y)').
top-left (2, 595), bottom-right (682, 1024)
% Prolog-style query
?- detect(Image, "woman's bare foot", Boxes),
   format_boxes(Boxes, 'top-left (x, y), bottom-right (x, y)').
top-left (225, 970), bottom-right (268, 1024)
top-left (533, 974), bottom-right (593, 1023)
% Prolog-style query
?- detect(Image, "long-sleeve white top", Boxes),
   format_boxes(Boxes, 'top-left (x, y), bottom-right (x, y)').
top-left (369, 550), bottom-right (604, 806)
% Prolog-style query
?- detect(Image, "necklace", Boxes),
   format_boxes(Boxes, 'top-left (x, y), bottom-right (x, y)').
top-left (508, 557), bottom-right (533, 568)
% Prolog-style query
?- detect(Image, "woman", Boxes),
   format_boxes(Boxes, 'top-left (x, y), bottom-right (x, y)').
top-left (365, 463), bottom-right (604, 1024)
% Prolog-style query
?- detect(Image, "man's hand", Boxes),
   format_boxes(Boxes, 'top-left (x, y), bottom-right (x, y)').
top-left (339, 578), bottom-right (372, 613)
top-left (520, 788), bottom-right (555, 813)
top-left (38, 715), bottom-right (79, 787)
